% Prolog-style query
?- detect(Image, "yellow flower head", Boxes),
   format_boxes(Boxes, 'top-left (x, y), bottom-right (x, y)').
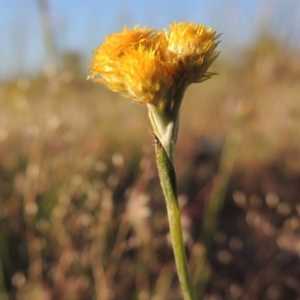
top-left (88, 26), bottom-right (171, 104)
top-left (88, 22), bottom-right (219, 104)
top-left (165, 22), bottom-right (219, 83)
top-left (115, 46), bottom-right (172, 104)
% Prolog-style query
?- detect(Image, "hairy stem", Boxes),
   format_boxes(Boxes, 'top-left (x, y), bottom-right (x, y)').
top-left (154, 136), bottom-right (195, 300)
top-left (147, 84), bottom-right (186, 162)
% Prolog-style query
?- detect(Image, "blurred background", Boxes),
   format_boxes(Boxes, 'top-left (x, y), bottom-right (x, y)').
top-left (1, 0), bottom-right (300, 299)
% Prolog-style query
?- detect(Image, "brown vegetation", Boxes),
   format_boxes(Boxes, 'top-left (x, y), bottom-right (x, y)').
top-left (0, 37), bottom-right (300, 299)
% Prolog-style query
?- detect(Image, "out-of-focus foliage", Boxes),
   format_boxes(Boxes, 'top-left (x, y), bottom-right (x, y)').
top-left (0, 35), bottom-right (300, 300)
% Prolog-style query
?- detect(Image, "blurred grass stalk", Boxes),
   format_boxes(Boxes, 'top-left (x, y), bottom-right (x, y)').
top-left (194, 102), bottom-right (248, 297)
top-left (23, 136), bottom-right (44, 295)
top-left (0, 260), bottom-right (9, 300)
top-left (91, 190), bottom-right (113, 300)
top-left (36, 0), bottom-right (57, 74)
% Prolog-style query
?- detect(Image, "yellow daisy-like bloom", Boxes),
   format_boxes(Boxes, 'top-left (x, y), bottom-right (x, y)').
top-left (165, 22), bottom-right (219, 83)
top-left (117, 47), bottom-right (172, 104)
top-left (89, 26), bottom-right (171, 104)
top-left (88, 22), bottom-right (219, 104)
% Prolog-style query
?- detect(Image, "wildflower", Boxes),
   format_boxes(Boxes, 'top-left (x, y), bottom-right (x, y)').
top-left (88, 26), bottom-right (171, 104)
top-left (88, 22), bottom-right (220, 300)
top-left (88, 22), bottom-right (219, 104)
top-left (165, 22), bottom-right (219, 83)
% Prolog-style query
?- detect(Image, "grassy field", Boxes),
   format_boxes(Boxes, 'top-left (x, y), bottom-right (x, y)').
top-left (1, 37), bottom-right (300, 299)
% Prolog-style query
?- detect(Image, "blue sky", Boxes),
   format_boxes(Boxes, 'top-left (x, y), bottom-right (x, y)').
top-left (0, 0), bottom-right (299, 79)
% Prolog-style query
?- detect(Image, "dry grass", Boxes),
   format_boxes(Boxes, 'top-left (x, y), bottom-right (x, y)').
top-left (1, 37), bottom-right (300, 299)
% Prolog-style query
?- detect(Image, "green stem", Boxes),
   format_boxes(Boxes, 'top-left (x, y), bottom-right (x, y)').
top-left (147, 84), bottom-right (186, 162)
top-left (155, 136), bottom-right (195, 300)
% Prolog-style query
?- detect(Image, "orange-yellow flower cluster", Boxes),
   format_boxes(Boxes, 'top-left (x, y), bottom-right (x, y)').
top-left (88, 22), bottom-right (219, 104)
